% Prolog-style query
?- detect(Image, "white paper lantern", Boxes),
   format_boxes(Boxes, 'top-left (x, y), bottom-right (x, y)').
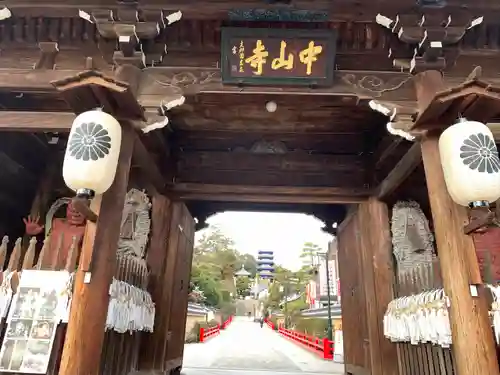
top-left (63, 110), bottom-right (122, 197)
top-left (439, 119), bottom-right (500, 206)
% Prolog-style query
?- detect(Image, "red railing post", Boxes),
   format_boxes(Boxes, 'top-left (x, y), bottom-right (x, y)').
top-left (200, 327), bottom-right (205, 343)
top-left (323, 338), bottom-right (333, 359)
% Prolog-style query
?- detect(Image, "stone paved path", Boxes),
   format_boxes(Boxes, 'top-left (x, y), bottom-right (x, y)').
top-left (182, 317), bottom-right (345, 375)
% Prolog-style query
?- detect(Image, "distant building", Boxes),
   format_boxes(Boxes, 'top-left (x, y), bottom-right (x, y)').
top-left (306, 239), bottom-right (340, 308)
top-left (234, 265), bottom-right (251, 277)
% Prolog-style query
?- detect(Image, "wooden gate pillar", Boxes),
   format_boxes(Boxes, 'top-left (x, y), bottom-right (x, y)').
top-left (137, 194), bottom-right (173, 371)
top-left (338, 199), bottom-right (398, 375)
top-left (54, 66), bottom-right (144, 375)
top-left (139, 199), bottom-right (195, 374)
top-left (415, 70), bottom-right (499, 375)
top-left (164, 202), bottom-right (195, 373)
top-left (357, 199), bottom-right (399, 375)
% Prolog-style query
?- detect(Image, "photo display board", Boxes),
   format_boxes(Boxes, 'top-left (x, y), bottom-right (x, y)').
top-left (0, 270), bottom-right (71, 374)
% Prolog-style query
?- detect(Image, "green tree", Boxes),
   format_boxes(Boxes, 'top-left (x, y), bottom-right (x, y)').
top-left (235, 276), bottom-right (252, 297)
top-left (263, 265), bottom-right (312, 313)
top-left (300, 242), bottom-right (322, 268)
top-left (190, 225), bottom-right (258, 307)
top-left (195, 226), bottom-right (236, 255)
top-left (263, 266), bottom-right (293, 310)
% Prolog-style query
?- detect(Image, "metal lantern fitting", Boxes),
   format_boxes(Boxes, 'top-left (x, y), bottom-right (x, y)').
top-left (439, 118), bottom-right (500, 207)
top-left (63, 109), bottom-right (122, 199)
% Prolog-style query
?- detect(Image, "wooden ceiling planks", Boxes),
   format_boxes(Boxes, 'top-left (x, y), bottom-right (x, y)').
top-left (174, 150), bottom-right (367, 189)
top-left (177, 151), bottom-right (363, 172)
top-left (169, 92), bottom-right (385, 133)
top-left (176, 168), bottom-right (365, 188)
top-left (167, 90), bottom-right (383, 192)
top-left (171, 130), bottom-right (366, 154)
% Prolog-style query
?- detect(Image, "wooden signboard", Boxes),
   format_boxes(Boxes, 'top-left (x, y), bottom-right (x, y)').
top-left (221, 27), bottom-right (337, 86)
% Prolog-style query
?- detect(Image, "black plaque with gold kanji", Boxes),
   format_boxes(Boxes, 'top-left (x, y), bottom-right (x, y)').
top-left (220, 27), bottom-right (337, 86)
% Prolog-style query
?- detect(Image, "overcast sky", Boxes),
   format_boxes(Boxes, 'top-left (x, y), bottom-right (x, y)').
top-left (194, 211), bottom-right (333, 270)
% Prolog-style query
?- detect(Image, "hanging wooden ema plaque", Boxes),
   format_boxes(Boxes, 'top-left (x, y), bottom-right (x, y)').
top-left (220, 27), bottom-right (337, 86)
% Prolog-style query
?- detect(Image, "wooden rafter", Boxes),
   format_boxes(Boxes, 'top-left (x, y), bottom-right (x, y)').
top-left (3, 1), bottom-right (500, 21)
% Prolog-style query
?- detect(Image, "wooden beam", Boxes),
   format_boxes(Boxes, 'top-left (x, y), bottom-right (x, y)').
top-left (0, 67), bottom-right (414, 103)
top-left (0, 111), bottom-right (74, 132)
top-left (7, 109), bottom-right (500, 141)
top-left (0, 67), bottom-right (499, 118)
top-left (177, 151), bottom-right (363, 173)
top-left (374, 142), bottom-right (422, 199)
top-left (176, 168), bottom-right (364, 189)
top-left (172, 183), bottom-right (369, 204)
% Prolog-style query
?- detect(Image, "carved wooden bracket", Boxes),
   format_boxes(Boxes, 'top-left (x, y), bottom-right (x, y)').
top-left (412, 78), bottom-right (500, 131)
top-left (377, 14), bottom-right (482, 73)
top-left (91, 9), bottom-right (181, 67)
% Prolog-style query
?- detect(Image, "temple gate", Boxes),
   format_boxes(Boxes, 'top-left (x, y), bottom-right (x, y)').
top-left (0, 1), bottom-right (497, 375)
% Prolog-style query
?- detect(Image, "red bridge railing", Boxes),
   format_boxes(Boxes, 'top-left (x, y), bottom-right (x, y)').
top-left (199, 325), bottom-right (220, 342)
top-left (199, 316), bottom-right (233, 342)
top-left (278, 326), bottom-right (334, 360)
top-left (264, 318), bottom-right (274, 329)
top-left (221, 315), bottom-right (233, 329)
